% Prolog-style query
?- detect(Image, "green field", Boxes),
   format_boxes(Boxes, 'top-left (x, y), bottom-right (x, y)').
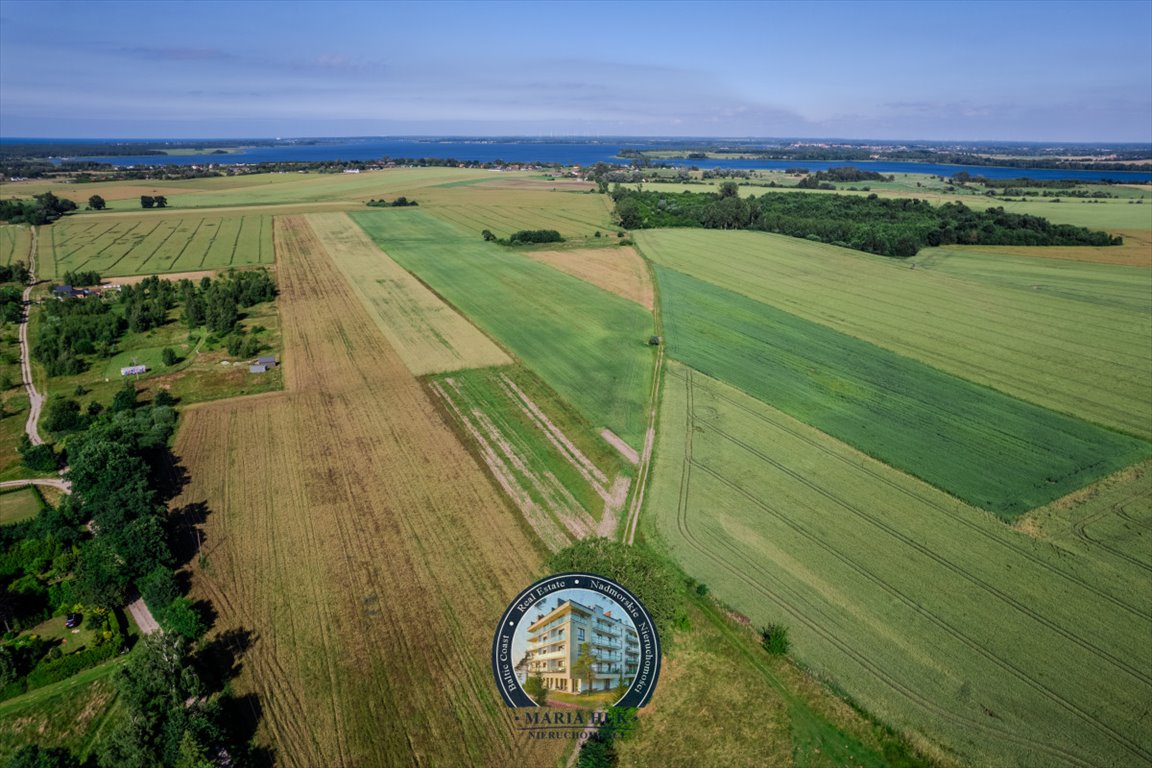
top-left (636, 229), bottom-right (1152, 439)
top-left (351, 209), bottom-right (654, 448)
top-left (645, 361), bottom-right (1152, 768)
top-left (0, 486), bottom-right (43, 525)
top-left (0, 225), bottom-right (32, 267)
top-left (41, 214), bottom-right (273, 278)
top-left (656, 265), bottom-right (1149, 517)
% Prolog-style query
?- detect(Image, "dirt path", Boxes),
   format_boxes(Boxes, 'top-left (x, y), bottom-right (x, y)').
top-left (126, 597), bottom-right (160, 635)
top-left (0, 478), bottom-right (71, 493)
top-left (18, 226), bottom-right (45, 446)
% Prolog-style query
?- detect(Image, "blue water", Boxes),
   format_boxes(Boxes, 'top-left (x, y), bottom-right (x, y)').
top-left (13, 138), bottom-right (1151, 183)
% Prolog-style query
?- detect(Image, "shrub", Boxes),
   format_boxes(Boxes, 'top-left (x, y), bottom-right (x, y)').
top-left (507, 229), bottom-right (563, 245)
top-left (760, 623), bottom-right (791, 655)
top-left (523, 674), bottom-right (548, 705)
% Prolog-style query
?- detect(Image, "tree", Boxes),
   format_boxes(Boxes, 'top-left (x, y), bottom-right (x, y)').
top-left (161, 346), bottom-right (179, 366)
top-left (718, 181), bottom-right (739, 198)
top-left (572, 642), bottom-right (596, 693)
top-left (88, 195), bottom-right (106, 211)
top-left (481, 229), bottom-right (496, 242)
top-left (42, 397), bottom-right (83, 433)
top-left (523, 674), bottom-right (549, 705)
top-left (110, 379), bottom-right (137, 412)
top-left (760, 623), bottom-right (791, 655)
top-left (140, 196), bottom-right (155, 209)
top-left (6, 745), bottom-right (81, 768)
top-left (154, 195), bottom-right (168, 208)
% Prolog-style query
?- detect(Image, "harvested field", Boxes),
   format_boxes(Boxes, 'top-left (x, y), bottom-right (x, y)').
top-left (646, 361), bottom-right (1152, 768)
top-left (527, 246), bottom-right (654, 309)
top-left (415, 185), bottom-right (615, 240)
top-left (103, 270), bottom-right (217, 286)
top-left (637, 228), bottom-right (1152, 439)
top-left (305, 212), bottom-right (509, 374)
top-left (940, 230), bottom-right (1152, 266)
top-left (43, 214), bottom-right (272, 278)
top-left (174, 216), bottom-right (564, 767)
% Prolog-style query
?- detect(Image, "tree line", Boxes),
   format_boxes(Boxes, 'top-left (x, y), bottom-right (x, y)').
top-left (612, 185), bottom-right (1121, 258)
top-left (0, 192), bottom-right (77, 225)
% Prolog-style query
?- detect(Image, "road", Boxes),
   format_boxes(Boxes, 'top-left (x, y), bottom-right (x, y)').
top-left (0, 477), bottom-right (71, 493)
top-left (18, 226), bottom-right (45, 446)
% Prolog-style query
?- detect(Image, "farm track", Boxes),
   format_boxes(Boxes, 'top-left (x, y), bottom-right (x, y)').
top-left (176, 215), bottom-right (560, 767)
top-left (702, 380), bottom-right (1150, 620)
top-left (1071, 493), bottom-right (1152, 573)
top-left (667, 369), bottom-right (1100, 768)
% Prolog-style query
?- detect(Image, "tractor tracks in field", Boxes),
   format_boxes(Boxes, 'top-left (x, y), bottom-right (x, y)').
top-left (667, 367), bottom-right (1151, 766)
top-left (667, 370), bottom-right (1100, 768)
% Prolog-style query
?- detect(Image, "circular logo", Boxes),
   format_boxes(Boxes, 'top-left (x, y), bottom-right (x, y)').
top-left (492, 572), bottom-right (660, 709)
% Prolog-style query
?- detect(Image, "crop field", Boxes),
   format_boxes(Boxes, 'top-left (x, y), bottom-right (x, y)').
top-left (527, 245), bottom-right (655, 310)
top-left (430, 366), bottom-right (632, 550)
top-left (645, 361), bottom-right (1152, 768)
top-left (351, 209), bottom-right (653, 448)
top-left (415, 183), bottom-right (616, 240)
top-left (0, 225), bottom-right (32, 266)
top-left (0, 167), bottom-right (500, 211)
top-left (636, 229), bottom-right (1152, 439)
top-left (303, 212), bottom-right (509, 375)
top-left (40, 214), bottom-right (273, 278)
top-left (913, 247), bottom-right (1152, 312)
top-left (175, 215), bottom-right (565, 768)
top-left (656, 265), bottom-right (1149, 517)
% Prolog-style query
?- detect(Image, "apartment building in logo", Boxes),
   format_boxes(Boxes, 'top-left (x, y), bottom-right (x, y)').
top-left (524, 597), bottom-right (640, 693)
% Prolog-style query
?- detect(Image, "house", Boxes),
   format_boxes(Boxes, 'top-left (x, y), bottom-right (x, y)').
top-left (52, 285), bottom-right (89, 299)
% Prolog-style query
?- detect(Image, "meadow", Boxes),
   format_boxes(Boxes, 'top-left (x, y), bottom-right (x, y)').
top-left (38, 214), bottom-right (273, 278)
top-left (645, 361), bottom-right (1152, 768)
top-left (174, 215), bottom-right (567, 767)
top-left (636, 229), bottom-right (1152, 439)
top-left (351, 209), bottom-right (654, 449)
top-left (0, 486), bottom-right (42, 525)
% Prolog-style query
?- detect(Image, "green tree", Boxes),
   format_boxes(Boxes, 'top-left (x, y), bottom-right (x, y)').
top-left (718, 181), bottom-right (739, 198)
top-left (760, 623), bottom-right (791, 655)
top-left (154, 195), bottom-right (168, 208)
top-left (110, 379), bottom-right (137, 412)
top-left (42, 397), bottom-right (83, 433)
top-left (140, 196), bottom-right (155, 209)
top-left (87, 195), bottom-right (106, 211)
top-left (523, 673), bottom-right (549, 705)
top-left (572, 642), bottom-right (596, 693)
top-left (6, 744), bottom-right (81, 768)
top-left (161, 346), bottom-right (179, 366)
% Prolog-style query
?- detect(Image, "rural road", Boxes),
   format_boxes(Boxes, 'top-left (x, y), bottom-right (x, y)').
top-left (5, 233), bottom-right (159, 635)
top-left (18, 227), bottom-right (45, 446)
top-left (0, 477), bottom-right (72, 493)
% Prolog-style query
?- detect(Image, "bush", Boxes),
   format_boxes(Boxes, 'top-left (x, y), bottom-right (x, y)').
top-left (161, 347), bottom-right (179, 366)
top-left (523, 674), bottom-right (548, 705)
top-left (760, 623), bottom-right (791, 655)
top-left (508, 229), bottom-right (563, 245)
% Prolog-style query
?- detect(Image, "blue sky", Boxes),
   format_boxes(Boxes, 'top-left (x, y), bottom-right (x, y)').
top-left (1, 0), bottom-right (1149, 141)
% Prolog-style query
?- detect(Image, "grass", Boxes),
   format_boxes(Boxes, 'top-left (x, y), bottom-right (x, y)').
top-left (655, 266), bottom-right (1149, 518)
top-left (0, 225), bottom-right (33, 267)
top-left (644, 360), bottom-right (1152, 768)
top-left (430, 366), bottom-right (632, 549)
top-left (352, 209), bottom-right (654, 449)
top-left (414, 182), bottom-right (616, 241)
top-left (635, 228), bottom-right (1152, 440)
top-left (0, 486), bottom-right (43, 525)
top-left (41, 214), bottom-right (273, 278)
top-left (176, 215), bottom-right (568, 768)
top-left (304, 212), bottom-right (510, 374)
top-left (0, 658), bottom-right (125, 762)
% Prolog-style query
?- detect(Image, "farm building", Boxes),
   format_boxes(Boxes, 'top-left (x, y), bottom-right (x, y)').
top-left (249, 364), bottom-right (269, 374)
top-left (120, 365), bottom-right (147, 376)
top-left (52, 285), bottom-right (90, 299)
top-left (256, 356), bottom-right (277, 368)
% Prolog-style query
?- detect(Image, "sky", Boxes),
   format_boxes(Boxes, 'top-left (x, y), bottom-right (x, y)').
top-left (1, 0), bottom-right (1150, 142)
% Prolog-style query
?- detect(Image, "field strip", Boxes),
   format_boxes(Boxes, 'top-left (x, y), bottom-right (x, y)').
top-left (665, 368), bottom-right (1097, 767)
top-left (305, 212), bottom-right (510, 375)
top-left (697, 374), bottom-right (1150, 619)
top-left (601, 429), bottom-right (639, 464)
top-left (175, 215), bottom-right (564, 766)
top-left (526, 246), bottom-right (655, 310)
